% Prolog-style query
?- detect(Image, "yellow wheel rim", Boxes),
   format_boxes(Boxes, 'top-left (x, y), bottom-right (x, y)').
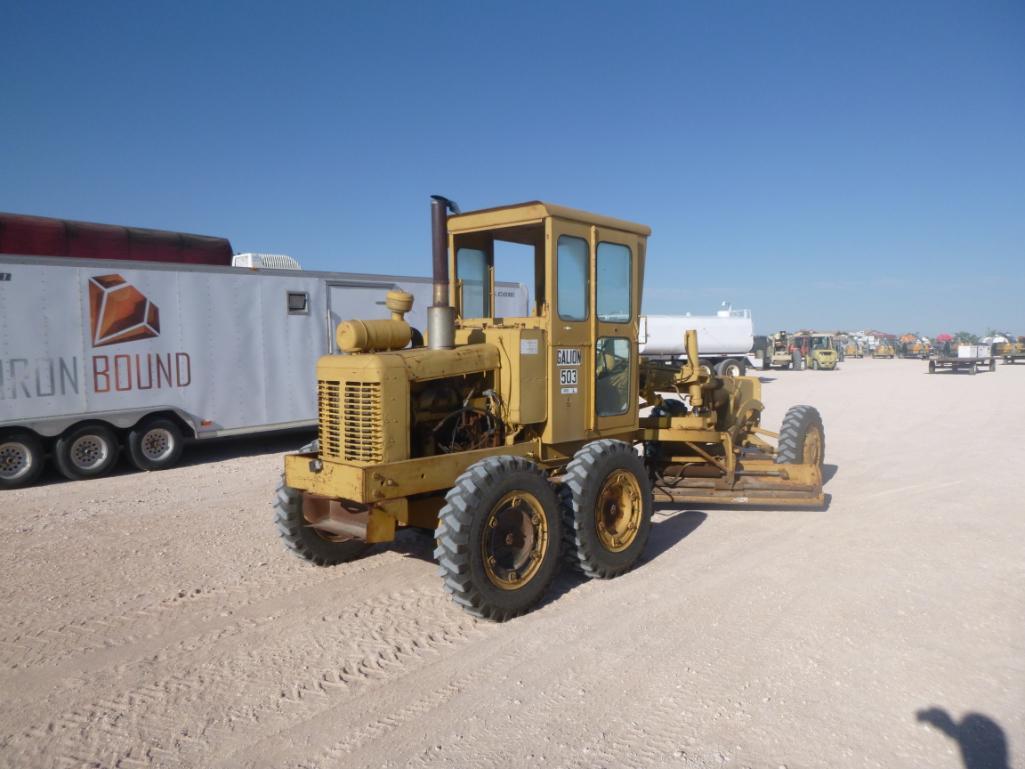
top-left (481, 491), bottom-right (549, 590)
top-left (595, 469), bottom-right (643, 553)
top-left (804, 427), bottom-right (823, 466)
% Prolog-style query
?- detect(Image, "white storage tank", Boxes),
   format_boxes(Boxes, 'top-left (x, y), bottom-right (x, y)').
top-left (639, 307), bottom-right (754, 357)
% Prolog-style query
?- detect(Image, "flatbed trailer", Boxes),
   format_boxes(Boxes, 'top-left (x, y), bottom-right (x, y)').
top-left (928, 356), bottom-right (995, 375)
top-left (1001, 352), bottom-right (1025, 365)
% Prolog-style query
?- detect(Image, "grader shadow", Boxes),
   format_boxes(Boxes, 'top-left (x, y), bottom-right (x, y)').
top-left (539, 509), bottom-right (709, 607)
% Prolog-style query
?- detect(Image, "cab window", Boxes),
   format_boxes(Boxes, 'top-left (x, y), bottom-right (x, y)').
top-left (557, 235), bottom-right (588, 321)
top-left (457, 248), bottom-right (489, 318)
top-left (597, 242), bottom-right (631, 322)
top-left (595, 336), bottom-right (631, 416)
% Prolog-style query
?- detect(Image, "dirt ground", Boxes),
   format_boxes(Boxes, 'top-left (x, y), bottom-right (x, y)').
top-left (1, 358), bottom-right (1022, 769)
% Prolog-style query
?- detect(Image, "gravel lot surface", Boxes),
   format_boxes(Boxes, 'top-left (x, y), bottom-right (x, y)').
top-left (1, 357), bottom-right (1022, 769)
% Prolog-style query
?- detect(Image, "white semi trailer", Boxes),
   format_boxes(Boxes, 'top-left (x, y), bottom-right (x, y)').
top-left (639, 305), bottom-right (757, 377)
top-left (0, 254), bottom-right (527, 488)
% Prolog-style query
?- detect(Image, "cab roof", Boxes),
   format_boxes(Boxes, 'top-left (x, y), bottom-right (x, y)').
top-left (448, 201), bottom-right (651, 237)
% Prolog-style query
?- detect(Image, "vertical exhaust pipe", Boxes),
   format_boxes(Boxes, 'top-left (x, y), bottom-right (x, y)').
top-left (428, 195), bottom-right (460, 349)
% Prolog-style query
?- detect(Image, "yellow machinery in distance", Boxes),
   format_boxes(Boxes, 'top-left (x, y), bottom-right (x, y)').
top-left (277, 198), bottom-right (826, 621)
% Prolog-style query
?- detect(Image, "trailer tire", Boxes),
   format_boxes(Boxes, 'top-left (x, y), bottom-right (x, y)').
top-left (0, 429), bottom-right (46, 489)
top-left (989, 359), bottom-right (995, 372)
top-left (274, 475), bottom-right (369, 566)
top-left (697, 358), bottom-right (714, 377)
top-left (127, 418), bottom-right (185, 472)
top-left (775, 406), bottom-right (825, 467)
top-left (54, 423), bottom-right (119, 481)
top-left (792, 351), bottom-right (804, 370)
top-left (716, 358), bottom-right (744, 378)
top-left (560, 439), bottom-right (653, 580)
top-left (929, 360), bottom-right (936, 374)
top-left (435, 455), bottom-right (562, 621)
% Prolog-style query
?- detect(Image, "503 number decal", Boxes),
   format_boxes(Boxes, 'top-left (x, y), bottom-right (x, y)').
top-left (559, 368), bottom-right (578, 386)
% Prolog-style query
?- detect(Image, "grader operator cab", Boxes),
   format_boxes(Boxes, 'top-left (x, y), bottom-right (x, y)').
top-left (277, 198), bottom-right (826, 621)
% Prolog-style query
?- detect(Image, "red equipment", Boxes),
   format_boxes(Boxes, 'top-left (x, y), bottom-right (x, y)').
top-left (0, 212), bottom-right (233, 266)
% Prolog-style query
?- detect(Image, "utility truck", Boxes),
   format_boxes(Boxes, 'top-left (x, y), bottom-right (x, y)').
top-left (277, 198), bottom-right (827, 621)
top-left (0, 253), bottom-right (527, 487)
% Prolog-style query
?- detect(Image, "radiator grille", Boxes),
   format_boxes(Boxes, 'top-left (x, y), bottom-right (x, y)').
top-left (318, 380), bottom-right (342, 458)
top-left (318, 379), bottom-right (384, 463)
top-left (342, 381), bottom-right (383, 463)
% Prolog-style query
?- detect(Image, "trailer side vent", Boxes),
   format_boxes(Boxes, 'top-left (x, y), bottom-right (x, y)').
top-left (287, 291), bottom-right (309, 314)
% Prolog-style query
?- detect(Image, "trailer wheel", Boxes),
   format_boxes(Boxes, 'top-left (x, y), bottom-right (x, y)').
top-left (54, 423), bottom-right (119, 481)
top-left (697, 358), bottom-right (714, 377)
top-left (929, 360), bottom-right (936, 374)
top-left (775, 406), bottom-right (825, 467)
top-left (792, 350), bottom-right (804, 370)
top-left (989, 359), bottom-right (995, 372)
top-left (274, 476), bottom-right (369, 566)
top-left (716, 358), bottom-right (744, 378)
top-left (435, 455), bottom-right (561, 621)
top-left (127, 418), bottom-right (185, 472)
top-left (560, 439), bottom-right (653, 580)
top-left (0, 430), bottom-right (46, 489)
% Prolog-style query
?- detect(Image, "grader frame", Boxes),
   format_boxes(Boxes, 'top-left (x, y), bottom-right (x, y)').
top-left (279, 198), bottom-right (826, 620)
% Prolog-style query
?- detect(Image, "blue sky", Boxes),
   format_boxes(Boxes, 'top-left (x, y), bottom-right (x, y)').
top-left (2, 1), bottom-right (1022, 334)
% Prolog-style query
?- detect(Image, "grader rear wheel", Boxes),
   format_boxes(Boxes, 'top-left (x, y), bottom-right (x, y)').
top-left (775, 405), bottom-right (825, 467)
top-left (560, 439), bottom-right (653, 579)
top-left (435, 455), bottom-right (562, 621)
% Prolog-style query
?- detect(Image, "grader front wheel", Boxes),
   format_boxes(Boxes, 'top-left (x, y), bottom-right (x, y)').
top-left (435, 456), bottom-right (562, 622)
top-left (560, 440), bottom-right (653, 579)
top-left (775, 405), bottom-right (825, 467)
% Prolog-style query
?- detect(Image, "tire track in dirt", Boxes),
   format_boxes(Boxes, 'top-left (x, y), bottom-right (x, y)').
top-left (1, 585), bottom-right (482, 769)
top-left (0, 535), bottom-right (431, 674)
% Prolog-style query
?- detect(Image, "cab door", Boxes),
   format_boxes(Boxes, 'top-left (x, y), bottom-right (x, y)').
top-left (544, 218), bottom-right (592, 444)
top-left (591, 228), bottom-right (639, 435)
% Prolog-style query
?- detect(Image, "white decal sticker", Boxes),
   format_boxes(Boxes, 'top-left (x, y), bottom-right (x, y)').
top-left (520, 338), bottom-right (538, 355)
top-left (556, 348), bottom-right (581, 366)
top-left (560, 387), bottom-right (578, 395)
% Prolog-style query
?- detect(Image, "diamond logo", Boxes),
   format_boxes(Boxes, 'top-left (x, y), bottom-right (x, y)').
top-left (88, 274), bottom-right (160, 348)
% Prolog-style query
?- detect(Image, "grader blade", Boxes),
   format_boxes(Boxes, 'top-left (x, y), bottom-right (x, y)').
top-left (652, 461), bottom-right (825, 508)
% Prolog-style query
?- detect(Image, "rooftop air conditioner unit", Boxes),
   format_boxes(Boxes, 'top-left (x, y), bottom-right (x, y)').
top-left (232, 252), bottom-right (302, 270)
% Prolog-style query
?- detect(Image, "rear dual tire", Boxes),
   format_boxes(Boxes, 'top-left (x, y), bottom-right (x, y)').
top-left (435, 456), bottom-right (563, 622)
top-left (434, 446), bottom-right (653, 621)
top-left (560, 440), bottom-right (653, 580)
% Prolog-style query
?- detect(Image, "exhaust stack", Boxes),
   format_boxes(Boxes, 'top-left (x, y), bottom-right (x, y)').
top-left (428, 195), bottom-right (460, 349)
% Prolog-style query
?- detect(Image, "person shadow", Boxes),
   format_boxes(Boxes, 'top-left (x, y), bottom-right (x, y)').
top-left (917, 707), bottom-right (1011, 769)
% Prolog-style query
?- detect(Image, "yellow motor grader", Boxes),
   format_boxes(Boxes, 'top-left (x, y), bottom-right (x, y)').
top-left (277, 198), bottom-right (826, 621)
